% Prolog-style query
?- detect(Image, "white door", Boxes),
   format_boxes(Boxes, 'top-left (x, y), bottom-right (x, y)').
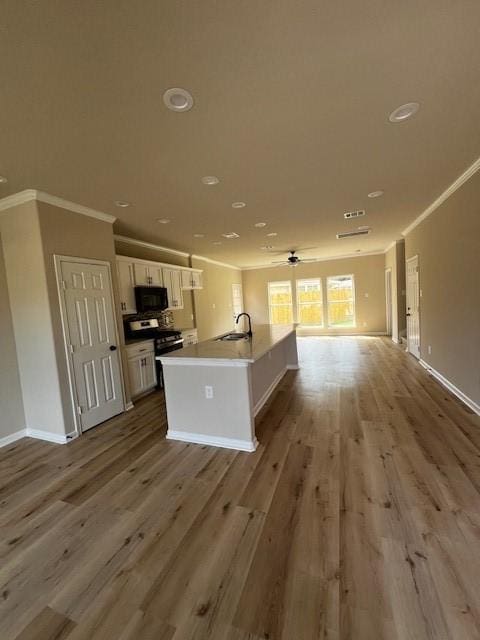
top-left (406, 256), bottom-right (420, 358)
top-left (232, 283), bottom-right (244, 327)
top-left (59, 259), bottom-right (124, 431)
top-left (385, 268), bottom-right (392, 336)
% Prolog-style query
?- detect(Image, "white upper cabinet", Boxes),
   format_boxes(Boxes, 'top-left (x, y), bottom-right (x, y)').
top-left (148, 265), bottom-right (164, 286)
top-left (116, 256), bottom-right (201, 314)
top-left (134, 262), bottom-right (163, 286)
top-left (181, 269), bottom-right (203, 290)
top-left (163, 268), bottom-right (184, 310)
top-left (117, 260), bottom-right (137, 314)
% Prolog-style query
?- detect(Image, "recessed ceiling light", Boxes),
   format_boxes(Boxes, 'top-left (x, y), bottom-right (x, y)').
top-left (0, 176), bottom-right (7, 184)
top-left (388, 102), bottom-right (420, 123)
top-left (193, 233), bottom-right (205, 238)
top-left (232, 202), bottom-right (246, 209)
top-left (212, 241), bottom-right (222, 245)
top-left (367, 190), bottom-right (384, 198)
top-left (266, 232), bottom-right (277, 237)
top-left (254, 222), bottom-right (267, 228)
top-left (156, 218), bottom-right (171, 224)
top-left (201, 176), bottom-right (220, 185)
top-left (222, 232), bottom-right (240, 239)
top-left (115, 200), bottom-right (131, 208)
top-left (163, 87), bottom-right (194, 112)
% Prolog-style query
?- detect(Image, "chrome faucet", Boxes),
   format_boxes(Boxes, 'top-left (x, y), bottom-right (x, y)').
top-left (236, 312), bottom-right (252, 338)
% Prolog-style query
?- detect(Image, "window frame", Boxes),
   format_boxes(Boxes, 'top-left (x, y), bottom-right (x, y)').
top-left (295, 278), bottom-right (324, 327)
top-left (326, 274), bottom-right (356, 328)
top-left (267, 280), bottom-right (293, 325)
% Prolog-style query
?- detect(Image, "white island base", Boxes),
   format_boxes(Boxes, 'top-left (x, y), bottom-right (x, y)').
top-left (159, 325), bottom-right (298, 452)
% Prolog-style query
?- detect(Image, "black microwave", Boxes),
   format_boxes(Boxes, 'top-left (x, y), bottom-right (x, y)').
top-left (134, 286), bottom-right (168, 312)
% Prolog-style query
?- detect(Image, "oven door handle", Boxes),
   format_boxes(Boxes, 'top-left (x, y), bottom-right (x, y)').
top-left (160, 338), bottom-right (184, 348)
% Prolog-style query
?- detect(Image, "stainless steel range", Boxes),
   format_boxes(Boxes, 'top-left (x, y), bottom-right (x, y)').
top-left (124, 318), bottom-right (183, 389)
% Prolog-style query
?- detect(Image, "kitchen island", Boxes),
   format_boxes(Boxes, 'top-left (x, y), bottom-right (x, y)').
top-left (159, 324), bottom-right (298, 451)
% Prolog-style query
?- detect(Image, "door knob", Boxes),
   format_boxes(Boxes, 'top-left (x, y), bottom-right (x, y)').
top-left (109, 345), bottom-right (117, 351)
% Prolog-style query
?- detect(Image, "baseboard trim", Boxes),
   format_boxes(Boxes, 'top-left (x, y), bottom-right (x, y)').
top-left (0, 429), bottom-right (27, 448)
top-left (296, 331), bottom-right (388, 337)
top-left (125, 401), bottom-right (135, 411)
top-left (419, 360), bottom-right (480, 416)
top-left (253, 368), bottom-right (288, 417)
top-left (26, 428), bottom-right (77, 444)
top-left (166, 430), bottom-right (258, 452)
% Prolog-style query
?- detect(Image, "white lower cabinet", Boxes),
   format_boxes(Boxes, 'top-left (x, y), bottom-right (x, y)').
top-left (126, 341), bottom-right (157, 398)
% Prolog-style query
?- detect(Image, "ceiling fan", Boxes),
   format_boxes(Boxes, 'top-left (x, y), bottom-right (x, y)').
top-left (271, 250), bottom-right (319, 267)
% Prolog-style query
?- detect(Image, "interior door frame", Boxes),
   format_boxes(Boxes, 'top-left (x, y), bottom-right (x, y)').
top-left (54, 254), bottom-right (127, 437)
top-left (405, 254), bottom-right (420, 358)
top-left (385, 268), bottom-right (393, 337)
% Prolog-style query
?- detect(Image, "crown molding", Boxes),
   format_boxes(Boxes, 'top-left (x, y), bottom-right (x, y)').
top-left (384, 240), bottom-right (397, 253)
top-left (402, 156), bottom-right (480, 237)
top-left (191, 254), bottom-right (241, 271)
top-left (114, 234), bottom-right (190, 258)
top-left (240, 249), bottom-right (386, 271)
top-left (0, 189), bottom-right (116, 223)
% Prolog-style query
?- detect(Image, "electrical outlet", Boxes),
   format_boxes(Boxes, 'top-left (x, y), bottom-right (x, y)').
top-left (212, 303), bottom-right (216, 310)
top-left (364, 292), bottom-right (369, 298)
top-left (205, 385), bottom-right (213, 399)
top-left (428, 345), bottom-right (432, 355)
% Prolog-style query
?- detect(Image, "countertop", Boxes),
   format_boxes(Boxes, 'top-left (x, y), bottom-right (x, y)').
top-left (159, 324), bottom-right (296, 364)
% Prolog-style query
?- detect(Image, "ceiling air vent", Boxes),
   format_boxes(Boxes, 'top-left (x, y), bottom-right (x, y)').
top-left (344, 209), bottom-right (366, 219)
top-left (336, 229), bottom-right (371, 239)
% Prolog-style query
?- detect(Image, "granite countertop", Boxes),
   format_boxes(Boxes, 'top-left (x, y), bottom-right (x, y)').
top-left (159, 324), bottom-right (296, 364)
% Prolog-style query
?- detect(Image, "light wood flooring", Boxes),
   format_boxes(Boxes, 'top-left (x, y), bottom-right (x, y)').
top-left (1, 336), bottom-right (480, 639)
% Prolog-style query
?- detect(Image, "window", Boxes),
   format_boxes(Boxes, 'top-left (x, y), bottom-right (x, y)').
top-left (296, 279), bottom-right (323, 326)
top-left (268, 281), bottom-right (293, 324)
top-left (327, 275), bottom-right (355, 327)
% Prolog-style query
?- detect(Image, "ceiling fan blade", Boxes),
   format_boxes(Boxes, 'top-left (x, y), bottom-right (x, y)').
top-left (271, 260), bottom-right (289, 264)
top-left (299, 258), bottom-right (321, 263)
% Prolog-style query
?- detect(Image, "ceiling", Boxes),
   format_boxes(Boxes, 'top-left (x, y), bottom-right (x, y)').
top-left (1, 1), bottom-right (480, 267)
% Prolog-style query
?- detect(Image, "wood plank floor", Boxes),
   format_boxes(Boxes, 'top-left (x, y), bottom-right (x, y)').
top-left (1, 336), bottom-right (480, 639)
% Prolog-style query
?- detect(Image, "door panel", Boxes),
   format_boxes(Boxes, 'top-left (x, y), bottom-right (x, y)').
top-left (406, 256), bottom-right (420, 358)
top-left (61, 260), bottom-right (124, 431)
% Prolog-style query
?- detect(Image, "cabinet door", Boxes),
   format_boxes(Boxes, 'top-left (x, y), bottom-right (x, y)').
top-left (192, 271), bottom-right (202, 289)
top-left (127, 356), bottom-right (144, 397)
top-left (162, 268), bottom-right (183, 309)
top-left (117, 260), bottom-right (136, 314)
top-left (181, 270), bottom-right (193, 289)
top-left (142, 353), bottom-right (157, 390)
top-left (134, 263), bottom-right (151, 286)
top-left (149, 266), bottom-right (163, 287)
top-left (170, 269), bottom-right (184, 309)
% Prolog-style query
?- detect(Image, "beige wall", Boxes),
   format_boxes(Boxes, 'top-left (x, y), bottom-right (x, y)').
top-left (37, 201), bottom-right (128, 428)
top-left (114, 239), bottom-right (194, 330)
top-left (0, 201), bottom-right (66, 435)
top-left (405, 170), bottom-right (480, 407)
top-left (242, 253), bottom-right (387, 334)
top-left (191, 258), bottom-right (243, 341)
top-left (0, 235), bottom-right (25, 440)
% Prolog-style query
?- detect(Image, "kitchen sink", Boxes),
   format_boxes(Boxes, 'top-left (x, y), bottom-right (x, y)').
top-left (216, 332), bottom-right (249, 341)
